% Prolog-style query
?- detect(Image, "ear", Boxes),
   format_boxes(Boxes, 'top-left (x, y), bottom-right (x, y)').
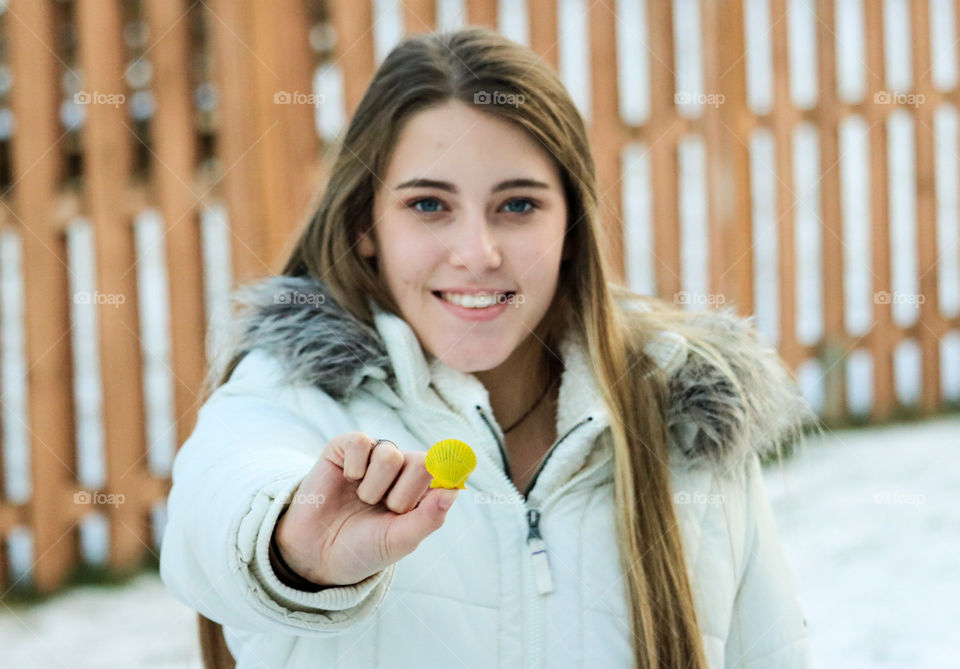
top-left (358, 230), bottom-right (376, 258)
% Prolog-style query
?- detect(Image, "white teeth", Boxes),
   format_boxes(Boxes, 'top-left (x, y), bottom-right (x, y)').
top-left (438, 291), bottom-right (510, 308)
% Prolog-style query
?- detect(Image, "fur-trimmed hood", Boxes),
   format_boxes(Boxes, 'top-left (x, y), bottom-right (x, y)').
top-left (209, 276), bottom-right (816, 470)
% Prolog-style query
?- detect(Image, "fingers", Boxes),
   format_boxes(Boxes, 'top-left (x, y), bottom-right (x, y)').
top-left (355, 441), bottom-right (405, 504)
top-left (322, 434), bottom-right (438, 512)
top-left (342, 434), bottom-right (376, 481)
top-left (383, 451), bottom-right (432, 514)
top-left (322, 432), bottom-right (374, 480)
top-left (385, 488), bottom-right (459, 556)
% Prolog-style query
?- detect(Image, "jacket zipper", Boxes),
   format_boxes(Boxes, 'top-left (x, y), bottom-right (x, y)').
top-left (475, 405), bottom-right (594, 594)
top-left (523, 449), bottom-right (613, 669)
top-left (525, 509), bottom-right (553, 593)
top-left (475, 405), bottom-right (609, 669)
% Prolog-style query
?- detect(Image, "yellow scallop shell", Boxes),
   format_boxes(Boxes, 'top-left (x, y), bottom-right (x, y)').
top-left (425, 439), bottom-right (477, 489)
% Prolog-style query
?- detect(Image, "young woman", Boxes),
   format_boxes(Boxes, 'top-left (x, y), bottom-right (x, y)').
top-left (160, 26), bottom-right (815, 669)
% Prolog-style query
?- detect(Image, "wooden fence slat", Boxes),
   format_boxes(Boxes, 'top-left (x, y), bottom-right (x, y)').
top-left (864, 0), bottom-right (896, 420)
top-left (0, 535), bottom-right (7, 588)
top-left (588, 0), bottom-right (625, 280)
top-left (330, 0), bottom-right (376, 120)
top-left (207, 0), bottom-right (319, 280)
top-left (75, 0), bottom-right (150, 571)
top-left (646, 0), bottom-right (682, 300)
top-left (702, 0), bottom-right (754, 317)
top-left (910, 0), bottom-right (943, 413)
top-left (769, 0), bottom-right (801, 368)
top-left (250, 0), bottom-right (319, 267)
top-left (816, 0), bottom-right (849, 421)
top-left (144, 0), bottom-right (208, 449)
top-left (403, 0), bottom-right (438, 34)
top-left (467, 0), bottom-right (498, 28)
top-left (208, 0), bottom-right (270, 283)
top-left (0, 503), bottom-right (22, 537)
top-left (8, 0), bottom-right (79, 593)
top-left (528, 0), bottom-right (559, 71)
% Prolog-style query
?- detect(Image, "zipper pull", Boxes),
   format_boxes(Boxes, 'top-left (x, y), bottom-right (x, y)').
top-left (526, 508), bottom-right (554, 594)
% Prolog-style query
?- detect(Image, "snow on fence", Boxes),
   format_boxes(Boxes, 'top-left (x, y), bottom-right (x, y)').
top-left (0, 0), bottom-right (957, 596)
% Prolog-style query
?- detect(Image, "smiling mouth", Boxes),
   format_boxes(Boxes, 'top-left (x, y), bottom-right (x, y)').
top-left (431, 290), bottom-right (517, 309)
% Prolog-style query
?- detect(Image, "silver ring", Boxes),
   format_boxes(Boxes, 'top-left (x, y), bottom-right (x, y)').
top-left (372, 438), bottom-right (398, 449)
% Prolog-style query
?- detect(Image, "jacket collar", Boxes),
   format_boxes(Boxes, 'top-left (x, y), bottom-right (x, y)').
top-left (369, 297), bottom-right (616, 434)
top-left (215, 275), bottom-right (815, 474)
top-left (367, 299), bottom-right (627, 498)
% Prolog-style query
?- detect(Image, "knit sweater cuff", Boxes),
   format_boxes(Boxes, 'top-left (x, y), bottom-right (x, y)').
top-left (250, 475), bottom-right (396, 614)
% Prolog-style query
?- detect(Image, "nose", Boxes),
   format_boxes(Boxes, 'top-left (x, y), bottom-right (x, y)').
top-left (447, 209), bottom-right (501, 274)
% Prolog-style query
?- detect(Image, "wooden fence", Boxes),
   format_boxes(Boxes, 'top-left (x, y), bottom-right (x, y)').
top-left (0, 0), bottom-right (956, 595)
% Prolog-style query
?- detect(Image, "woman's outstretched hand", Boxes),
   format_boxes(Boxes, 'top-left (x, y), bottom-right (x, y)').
top-left (273, 432), bottom-right (459, 587)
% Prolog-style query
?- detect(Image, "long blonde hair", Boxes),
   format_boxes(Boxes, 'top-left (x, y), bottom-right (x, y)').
top-left (199, 26), bottom-right (803, 669)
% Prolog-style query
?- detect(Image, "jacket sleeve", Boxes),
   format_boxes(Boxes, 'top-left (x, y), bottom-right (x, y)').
top-left (159, 348), bottom-right (396, 636)
top-left (723, 454), bottom-right (811, 668)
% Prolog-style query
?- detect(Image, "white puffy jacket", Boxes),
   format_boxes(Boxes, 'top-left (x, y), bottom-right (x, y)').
top-left (160, 277), bottom-right (814, 669)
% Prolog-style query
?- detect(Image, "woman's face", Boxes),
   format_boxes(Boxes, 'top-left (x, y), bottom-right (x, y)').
top-left (361, 99), bottom-right (569, 373)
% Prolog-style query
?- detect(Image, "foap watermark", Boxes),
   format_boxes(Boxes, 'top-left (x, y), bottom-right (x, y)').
top-left (473, 491), bottom-right (518, 505)
top-left (493, 292), bottom-right (525, 307)
top-left (74, 90), bottom-right (126, 108)
top-left (274, 291), bottom-right (326, 306)
top-left (873, 90), bottom-right (925, 108)
top-left (674, 491), bottom-right (725, 506)
top-left (274, 90), bottom-right (325, 106)
top-left (674, 291), bottom-right (726, 307)
top-left (74, 490), bottom-right (126, 508)
top-left (873, 490), bottom-right (925, 506)
top-left (674, 91), bottom-right (725, 108)
top-left (473, 90), bottom-right (525, 108)
top-left (279, 491), bottom-right (327, 508)
top-left (874, 291), bottom-right (925, 306)
top-left (73, 291), bottom-right (126, 307)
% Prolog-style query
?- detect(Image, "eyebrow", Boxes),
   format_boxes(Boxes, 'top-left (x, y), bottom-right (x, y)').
top-left (393, 177), bottom-right (551, 193)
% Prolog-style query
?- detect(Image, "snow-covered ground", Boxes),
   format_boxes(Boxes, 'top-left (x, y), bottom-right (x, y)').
top-left (2, 415), bottom-right (957, 668)
top-left (0, 572), bottom-right (202, 668)
top-left (768, 414), bottom-right (960, 669)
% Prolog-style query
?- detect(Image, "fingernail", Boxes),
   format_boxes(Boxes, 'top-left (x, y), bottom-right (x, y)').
top-left (437, 489), bottom-right (458, 510)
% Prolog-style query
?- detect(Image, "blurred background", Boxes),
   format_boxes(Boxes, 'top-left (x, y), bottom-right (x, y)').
top-left (0, 0), bottom-right (957, 667)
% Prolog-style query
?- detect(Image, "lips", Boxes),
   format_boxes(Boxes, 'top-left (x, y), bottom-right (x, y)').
top-left (429, 289), bottom-right (517, 322)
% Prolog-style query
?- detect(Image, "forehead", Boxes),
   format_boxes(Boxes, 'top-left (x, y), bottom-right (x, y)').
top-left (383, 100), bottom-right (562, 189)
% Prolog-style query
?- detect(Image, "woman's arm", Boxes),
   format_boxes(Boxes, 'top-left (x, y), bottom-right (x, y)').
top-left (723, 454), bottom-right (811, 668)
top-left (159, 348), bottom-right (396, 636)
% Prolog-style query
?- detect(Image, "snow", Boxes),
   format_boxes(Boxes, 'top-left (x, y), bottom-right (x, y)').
top-left (767, 415), bottom-right (960, 668)
top-left (0, 572), bottom-right (202, 669)
top-left (2, 416), bottom-right (958, 667)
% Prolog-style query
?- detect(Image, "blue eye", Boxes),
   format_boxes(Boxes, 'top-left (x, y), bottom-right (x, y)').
top-left (503, 198), bottom-right (537, 215)
top-left (411, 198), bottom-right (444, 213)
top-left (409, 197), bottom-right (538, 216)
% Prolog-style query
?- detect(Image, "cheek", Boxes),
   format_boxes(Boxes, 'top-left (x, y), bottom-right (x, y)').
top-left (510, 231), bottom-right (564, 289)
top-left (377, 222), bottom-right (445, 294)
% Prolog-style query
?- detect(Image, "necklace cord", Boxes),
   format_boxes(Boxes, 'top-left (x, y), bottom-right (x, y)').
top-left (502, 368), bottom-right (559, 434)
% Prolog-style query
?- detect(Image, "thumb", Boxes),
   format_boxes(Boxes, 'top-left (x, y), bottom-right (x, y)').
top-left (386, 488), bottom-right (459, 556)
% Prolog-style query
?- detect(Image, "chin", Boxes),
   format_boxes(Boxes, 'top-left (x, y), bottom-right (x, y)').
top-left (426, 335), bottom-right (515, 373)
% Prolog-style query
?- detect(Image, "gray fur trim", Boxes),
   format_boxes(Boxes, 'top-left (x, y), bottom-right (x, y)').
top-left (208, 276), bottom-right (394, 399)
top-left (665, 308), bottom-right (817, 470)
top-left (212, 276), bottom-right (816, 469)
